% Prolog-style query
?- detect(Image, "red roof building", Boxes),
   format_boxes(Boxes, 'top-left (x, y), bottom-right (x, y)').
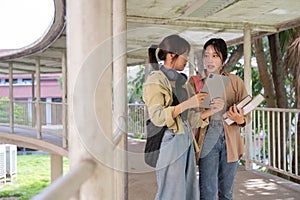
top-left (0, 73), bottom-right (62, 100)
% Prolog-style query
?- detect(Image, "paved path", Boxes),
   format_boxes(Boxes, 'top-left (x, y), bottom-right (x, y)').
top-left (128, 138), bottom-right (300, 200)
top-left (0, 125), bottom-right (63, 146)
top-left (0, 125), bottom-right (67, 156)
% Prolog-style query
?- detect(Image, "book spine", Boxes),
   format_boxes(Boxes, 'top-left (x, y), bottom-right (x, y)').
top-left (224, 94), bottom-right (264, 125)
top-left (222, 95), bottom-right (252, 119)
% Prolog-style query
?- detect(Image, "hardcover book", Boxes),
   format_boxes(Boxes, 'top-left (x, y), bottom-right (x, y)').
top-left (223, 94), bottom-right (264, 125)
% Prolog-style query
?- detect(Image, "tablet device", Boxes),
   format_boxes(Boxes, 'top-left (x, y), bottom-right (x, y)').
top-left (199, 73), bottom-right (230, 108)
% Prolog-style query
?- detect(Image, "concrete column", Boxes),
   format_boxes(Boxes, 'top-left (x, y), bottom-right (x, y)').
top-left (144, 60), bottom-right (149, 138)
top-left (113, 0), bottom-right (127, 199)
top-left (46, 98), bottom-right (52, 125)
top-left (35, 58), bottom-right (41, 139)
top-left (189, 47), bottom-right (195, 77)
top-left (8, 62), bottom-right (14, 133)
top-left (31, 73), bottom-right (35, 127)
top-left (31, 73), bottom-right (35, 99)
top-left (196, 49), bottom-right (205, 76)
top-left (50, 154), bottom-right (63, 182)
top-left (61, 50), bottom-right (68, 148)
top-left (243, 24), bottom-right (253, 170)
top-left (67, 0), bottom-right (115, 199)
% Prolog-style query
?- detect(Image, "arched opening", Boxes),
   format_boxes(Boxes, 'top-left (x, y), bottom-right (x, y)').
top-left (0, 0), bottom-right (55, 50)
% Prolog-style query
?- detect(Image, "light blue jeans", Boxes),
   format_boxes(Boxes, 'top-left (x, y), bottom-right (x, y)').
top-left (198, 120), bottom-right (238, 200)
top-left (155, 122), bottom-right (199, 200)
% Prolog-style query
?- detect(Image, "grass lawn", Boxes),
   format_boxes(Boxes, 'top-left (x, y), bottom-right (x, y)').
top-left (0, 154), bottom-right (69, 200)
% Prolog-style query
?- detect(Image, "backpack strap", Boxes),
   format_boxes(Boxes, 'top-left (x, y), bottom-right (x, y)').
top-left (191, 75), bottom-right (203, 93)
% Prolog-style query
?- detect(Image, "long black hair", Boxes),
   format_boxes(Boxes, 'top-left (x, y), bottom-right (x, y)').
top-left (148, 34), bottom-right (191, 70)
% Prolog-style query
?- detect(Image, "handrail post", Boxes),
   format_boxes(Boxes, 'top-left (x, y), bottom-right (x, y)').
top-left (35, 58), bottom-right (42, 139)
top-left (9, 62), bottom-right (14, 133)
top-left (31, 73), bottom-right (35, 127)
top-left (62, 50), bottom-right (68, 148)
top-left (244, 24), bottom-right (253, 170)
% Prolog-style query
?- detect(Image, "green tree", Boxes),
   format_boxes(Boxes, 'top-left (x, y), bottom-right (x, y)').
top-left (0, 98), bottom-right (27, 125)
top-left (127, 65), bottom-right (145, 103)
top-left (283, 27), bottom-right (300, 181)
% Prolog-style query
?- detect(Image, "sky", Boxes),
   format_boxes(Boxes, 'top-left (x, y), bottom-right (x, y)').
top-left (0, 0), bottom-right (54, 49)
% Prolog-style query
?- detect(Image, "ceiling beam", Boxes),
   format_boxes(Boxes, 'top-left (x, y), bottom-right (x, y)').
top-left (26, 55), bottom-right (62, 62)
top-left (127, 15), bottom-right (279, 32)
top-left (275, 17), bottom-right (300, 32)
top-left (46, 47), bottom-right (66, 52)
top-left (0, 71), bottom-right (9, 75)
top-left (0, 65), bottom-right (34, 73)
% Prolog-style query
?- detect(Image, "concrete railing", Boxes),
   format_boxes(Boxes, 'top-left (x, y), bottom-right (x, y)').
top-left (0, 99), bottom-right (67, 148)
top-left (127, 104), bottom-right (300, 181)
top-left (1, 98), bottom-right (300, 181)
top-left (32, 159), bottom-right (97, 200)
top-left (247, 107), bottom-right (300, 180)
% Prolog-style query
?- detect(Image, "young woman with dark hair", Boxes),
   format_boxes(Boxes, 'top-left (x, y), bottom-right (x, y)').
top-left (143, 34), bottom-right (208, 200)
top-left (190, 38), bottom-right (251, 200)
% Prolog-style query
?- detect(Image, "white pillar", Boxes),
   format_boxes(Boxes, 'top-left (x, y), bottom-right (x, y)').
top-left (31, 73), bottom-right (35, 99)
top-left (113, 0), bottom-right (127, 199)
top-left (8, 62), bottom-right (14, 133)
top-left (62, 50), bottom-right (68, 148)
top-left (27, 98), bottom-right (32, 122)
top-left (244, 24), bottom-right (253, 170)
top-left (189, 47), bottom-right (195, 77)
top-left (35, 58), bottom-right (42, 139)
top-left (31, 73), bottom-right (35, 127)
top-left (67, 0), bottom-right (115, 199)
top-left (46, 98), bottom-right (52, 125)
top-left (50, 154), bottom-right (63, 182)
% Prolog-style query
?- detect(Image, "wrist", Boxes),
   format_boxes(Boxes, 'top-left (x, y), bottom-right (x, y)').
top-left (237, 117), bottom-right (245, 125)
top-left (201, 109), bottom-right (213, 120)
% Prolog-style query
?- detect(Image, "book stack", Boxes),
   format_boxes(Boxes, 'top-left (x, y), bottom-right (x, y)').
top-left (223, 94), bottom-right (265, 125)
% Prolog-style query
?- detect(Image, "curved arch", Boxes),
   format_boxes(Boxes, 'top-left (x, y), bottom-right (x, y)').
top-left (0, 0), bottom-right (65, 60)
top-left (0, 131), bottom-right (68, 157)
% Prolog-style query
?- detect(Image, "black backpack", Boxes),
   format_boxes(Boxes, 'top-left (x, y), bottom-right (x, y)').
top-left (144, 92), bottom-right (180, 168)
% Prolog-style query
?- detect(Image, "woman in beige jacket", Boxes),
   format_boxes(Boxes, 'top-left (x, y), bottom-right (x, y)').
top-left (143, 34), bottom-right (207, 200)
top-left (190, 38), bottom-right (251, 200)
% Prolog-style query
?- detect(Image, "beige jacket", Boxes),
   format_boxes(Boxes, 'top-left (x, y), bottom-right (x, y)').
top-left (189, 72), bottom-right (251, 163)
top-left (142, 70), bottom-right (209, 151)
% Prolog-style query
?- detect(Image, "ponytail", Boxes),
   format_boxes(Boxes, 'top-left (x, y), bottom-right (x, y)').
top-left (148, 44), bottom-right (159, 70)
top-left (148, 35), bottom-right (190, 70)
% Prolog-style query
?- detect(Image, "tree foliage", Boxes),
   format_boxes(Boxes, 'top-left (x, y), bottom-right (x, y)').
top-left (127, 65), bottom-right (145, 103)
top-left (0, 98), bottom-right (26, 124)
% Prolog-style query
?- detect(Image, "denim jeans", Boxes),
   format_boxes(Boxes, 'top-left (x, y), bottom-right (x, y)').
top-left (198, 120), bottom-right (238, 200)
top-left (155, 122), bottom-right (199, 200)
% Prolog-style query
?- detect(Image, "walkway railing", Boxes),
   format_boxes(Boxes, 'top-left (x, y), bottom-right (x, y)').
top-left (127, 104), bottom-right (300, 181)
top-left (32, 159), bottom-right (97, 200)
top-left (0, 99), bottom-right (66, 147)
top-left (128, 103), bottom-right (147, 138)
top-left (248, 107), bottom-right (300, 180)
top-left (1, 99), bottom-right (300, 182)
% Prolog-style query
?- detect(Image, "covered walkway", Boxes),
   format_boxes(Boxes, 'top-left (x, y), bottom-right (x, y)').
top-left (1, 0), bottom-right (300, 199)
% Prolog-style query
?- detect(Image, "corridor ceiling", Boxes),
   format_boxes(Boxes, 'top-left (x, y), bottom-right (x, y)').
top-left (0, 0), bottom-right (300, 74)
